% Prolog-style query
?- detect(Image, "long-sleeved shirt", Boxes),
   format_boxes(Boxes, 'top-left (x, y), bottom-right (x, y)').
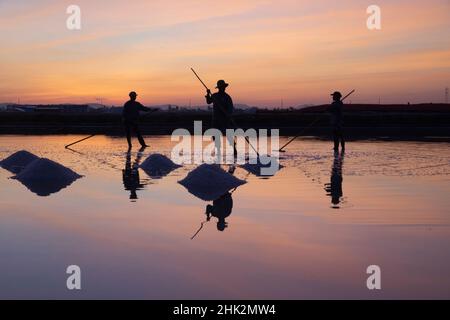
top-left (122, 100), bottom-right (151, 123)
top-left (328, 100), bottom-right (343, 127)
top-left (209, 192), bottom-right (233, 220)
top-left (205, 91), bottom-right (234, 129)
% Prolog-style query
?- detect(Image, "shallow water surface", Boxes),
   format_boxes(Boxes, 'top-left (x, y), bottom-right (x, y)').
top-left (0, 135), bottom-right (449, 299)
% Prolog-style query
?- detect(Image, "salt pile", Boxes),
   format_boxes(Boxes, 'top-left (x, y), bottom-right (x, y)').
top-left (178, 164), bottom-right (246, 201)
top-left (140, 153), bottom-right (181, 178)
top-left (12, 158), bottom-right (82, 196)
top-left (241, 155), bottom-right (283, 177)
top-left (0, 150), bottom-right (39, 174)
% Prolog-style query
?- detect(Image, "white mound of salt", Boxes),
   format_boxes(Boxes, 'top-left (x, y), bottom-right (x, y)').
top-left (241, 155), bottom-right (283, 177)
top-left (13, 158), bottom-right (82, 196)
top-left (0, 150), bottom-right (39, 174)
top-left (178, 164), bottom-right (246, 201)
top-left (140, 153), bottom-right (181, 178)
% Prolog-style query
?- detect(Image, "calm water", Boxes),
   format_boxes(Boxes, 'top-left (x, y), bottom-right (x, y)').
top-left (0, 135), bottom-right (449, 299)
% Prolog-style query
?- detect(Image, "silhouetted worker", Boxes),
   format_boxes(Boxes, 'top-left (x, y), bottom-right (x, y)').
top-left (206, 192), bottom-right (233, 231)
top-left (122, 149), bottom-right (145, 201)
top-left (329, 91), bottom-right (345, 152)
top-left (205, 80), bottom-right (237, 156)
top-left (205, 80), bottom-right (234, 130)
top-left (122, 91), bottom-right (157, 150)
top-left (324, 152), bottom-right (344, 208)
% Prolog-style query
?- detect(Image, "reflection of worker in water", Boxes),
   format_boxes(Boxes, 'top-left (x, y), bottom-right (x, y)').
top-left (324, 152), bottom-right (344, 208)
top-left (206, 192), bottom-right (233, 231)
top-left (122, 149), bottom-right (145, 200)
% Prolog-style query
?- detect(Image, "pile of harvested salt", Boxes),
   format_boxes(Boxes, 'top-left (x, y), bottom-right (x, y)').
top-left (178, 164), bottom-right (246, 201)
top-left (13, 158), bottom-right (82, 196)
top-left (140, 153), bottom-right (181, 178)
top-left (0, 150), bottom-right (39, 174)
top-left (240, 155), bottom-right (283, 177)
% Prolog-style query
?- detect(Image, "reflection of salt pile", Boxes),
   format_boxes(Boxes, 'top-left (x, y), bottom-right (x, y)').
top-left (241, 155), bottom-right (283, 177)
top-left (0, 150), bottom-right (39, 173)
top-left (178, 164), bottom-right (246, 201)
top-left (140, 153), bottom-right (181, 178)
top-left (12, 158), bottom-right (82, 196)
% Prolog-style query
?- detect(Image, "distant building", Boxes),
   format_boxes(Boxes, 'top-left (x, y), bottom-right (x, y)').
top-left (0, 104), bottom-right (98, 113)
top-left (33, 106), bottom-right (63, 113)
top-left (5, 105), bottom-right (36, 112)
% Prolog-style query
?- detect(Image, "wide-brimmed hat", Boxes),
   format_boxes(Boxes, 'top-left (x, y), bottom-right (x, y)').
top-left (216, 80), bottom-right (229, 89)
top-left (331, 91), bottom-right (342, 98)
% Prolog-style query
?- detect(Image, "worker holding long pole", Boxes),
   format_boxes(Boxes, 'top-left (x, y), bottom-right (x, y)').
top-left (278, 89), bottom-right (355, 153)
top-left (65, 91), bottom-right (157, 150)
top-left (205, 79), bottom-right (237, 157)
top-left (191, 68), bottom-right (260, 158)
top-left (329, 91), bottom-right (345, 152)
top-left (205, 80), bottom-right (233, 132)
top-left (122, 91), bottom-right (158, 151)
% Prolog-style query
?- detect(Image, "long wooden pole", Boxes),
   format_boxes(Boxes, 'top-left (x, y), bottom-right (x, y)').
top-left (191, 68), bottom-right (260, 157)
top-left (279, 89), bottom-right (355, 152)
top-left (65, 134), bottom-right (96, 149)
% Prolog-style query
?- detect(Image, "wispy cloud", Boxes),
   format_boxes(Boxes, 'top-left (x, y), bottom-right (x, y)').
top-left (0, 0), bottom-right (449, 105)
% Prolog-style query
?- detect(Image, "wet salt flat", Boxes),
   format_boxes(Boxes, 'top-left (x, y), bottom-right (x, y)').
top-left (0, 135), bottom-right (450, 299)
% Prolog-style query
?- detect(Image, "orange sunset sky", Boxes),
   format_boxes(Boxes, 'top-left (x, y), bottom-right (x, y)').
top-left (0, 0), bottom-right (449, 107)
